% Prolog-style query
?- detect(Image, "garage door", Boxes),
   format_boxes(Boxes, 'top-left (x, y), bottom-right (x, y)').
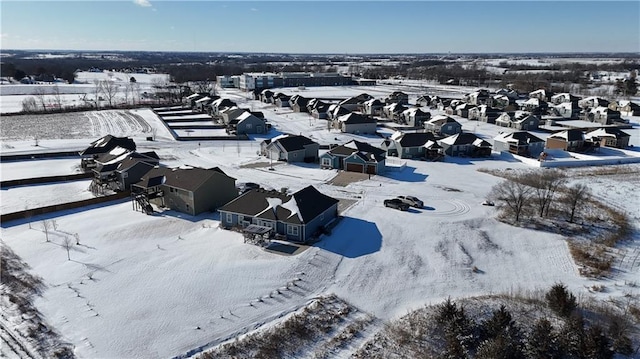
top-left (366, 165), bottom-right (377, 174)
top-left (346, 163), bottom-right (364, 173)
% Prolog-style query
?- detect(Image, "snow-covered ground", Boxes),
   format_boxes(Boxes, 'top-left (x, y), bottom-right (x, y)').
top-left (1, 87), bottom-right (639, 358)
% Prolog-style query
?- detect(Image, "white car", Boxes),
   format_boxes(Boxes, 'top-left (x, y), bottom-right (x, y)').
top-left (397, 195), bottom-right (423, 208)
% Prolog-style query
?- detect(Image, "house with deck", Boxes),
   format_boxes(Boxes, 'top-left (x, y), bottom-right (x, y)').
top-left (585, 127), bottom-right (631, 149)
top-left (493, 131), bottom-right (545, 158)
top-left (79, 135), bottom-right (137, 172)
top-left (218, 185), bottom-right (339, 243)
top-left (131, 166), bottom-right (237, 216)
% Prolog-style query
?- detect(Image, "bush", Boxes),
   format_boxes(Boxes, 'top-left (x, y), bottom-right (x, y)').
top-left (545, 283), bottom-right (577, 317)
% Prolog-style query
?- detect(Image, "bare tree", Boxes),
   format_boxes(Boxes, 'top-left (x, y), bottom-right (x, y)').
top-left (93, 80), bottom-right (101, 109)
top-left (100, 80), bottom-right (119, 108)
top-left (52, 84), bottom-right (62, 109)
top-left (562, 183), bottom-right (590, 223)
top-left (33, 87), bottom-right (47, 111)
top-left (62, 236), bottom-right (73, 261)
top-left (194, 79), bottom-right (213, 94)
top-left (525, 169), bottom-right (566, 217)
top-left (489, 179), bottom-right (533, 222)
top-left (42, 220), bottom-right (51, 242)
top-left (22, 97), bottom-right (38, 112)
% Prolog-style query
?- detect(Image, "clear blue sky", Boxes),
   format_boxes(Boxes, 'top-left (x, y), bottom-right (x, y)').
top-left (1, 1), bottom-right (638, 54)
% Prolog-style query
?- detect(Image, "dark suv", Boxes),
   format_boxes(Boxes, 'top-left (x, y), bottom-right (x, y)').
top-left (384, 198), bottom-right (410, 211)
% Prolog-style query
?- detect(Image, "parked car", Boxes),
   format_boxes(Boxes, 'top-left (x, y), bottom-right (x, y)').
top-left (397, 195), bottom-right (424, 208)
top-left (237, 182), bottom-right (260, 194)
top-left (384, 198), bottom-right (410, 211)
top-left (481, 200), bottom-right (495, 206)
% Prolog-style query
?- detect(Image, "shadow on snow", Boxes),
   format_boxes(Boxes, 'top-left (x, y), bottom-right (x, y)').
top-left (314, 217), bottom-right (382, 258)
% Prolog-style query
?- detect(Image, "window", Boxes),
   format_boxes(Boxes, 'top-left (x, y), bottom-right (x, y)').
top-left (226, 213), bottom-right (233, 223)
top-left (287, 225), bottom-right (299, 236)
top-left (322, 158), bottom-right (331, 166)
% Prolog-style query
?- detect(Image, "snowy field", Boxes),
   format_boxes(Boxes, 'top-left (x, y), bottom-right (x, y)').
top-left (1, 87), bottom-right (639, 358)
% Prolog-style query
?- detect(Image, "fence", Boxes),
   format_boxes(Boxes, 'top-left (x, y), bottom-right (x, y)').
top-left (1, 191), bottom-right (131, 224)
top-left (1, 173), bottom-right (92, 188)
top-left (0, 151), bottom-right (81, 162)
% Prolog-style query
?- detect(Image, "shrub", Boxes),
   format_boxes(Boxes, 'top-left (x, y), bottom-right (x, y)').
top-left (545, 283), bottom-right (577, 317)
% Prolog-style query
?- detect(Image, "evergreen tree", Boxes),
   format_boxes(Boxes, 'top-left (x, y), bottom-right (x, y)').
top-left (559, 312), bottom-right (585, 358)
top-left (545, 283), bottom-right (577, 317)
top-left (525, 318), bottom-right (561, 359)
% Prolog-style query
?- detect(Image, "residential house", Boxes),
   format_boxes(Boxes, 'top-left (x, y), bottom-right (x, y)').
top-left (132, 166), bottom-right (238, 216)
top-left (362, 98), bottom-right (384, 116)
top-left (470, 105), bottom-right (501, 123)
top-left (585, 106), bottom-right (621, 125)
top-left (495, 111), bottom-right (540, 130)
top-left (308, 99), bottom-right (330, 119)
top-left (529, 89), bottom-right (552, 102)
top-left (385, 91), bottom-right (409, 105)
top-left (521, 98), bottom-right (549, 116)
top-left (218, 185), bottom-right (339, 243)
top-left (113, 154), bottom-right (160, 192)
top-left (382, 131), bottom-right (441, 159)
top-left (464, 89), bottom-right (492, 106)
top-left (79, 135), bottom-right (137, 171)
top-left (339, 93), bottom-right (372, 111)
top-left (444, 100), bottom-right (464, 115)
top-left (438, 132), bottom-right (493, 157)
top-left (220, 107), bottom-right (246, 125)
top-left (493, 131), bottom-right (545, 158)
top-left (400, 107), bottom-right (431, 127)
top-left (550, 92), bottom-right (581, 105)
top-left (320, 140), bottom-right (386, 174)
top-left (228, 111), bottom-right (267, 135)
top-left (546, 129), bottom-right (587, 152)
top-left (184, 93), bottom-right (206, 108)
top-left (274, 93), bottom-right (291, 108)
top-left (611, 100), bottom-right (640, 116)
top-left (491, 94), bottom-right (511, 110)
top-left (578, 96), bottom-right (610, 109)
top-left (495, 88), bottom-right (519, 101)
top-left (335, 113), bottom-right (377, 134)
top-left (209, 98), bottom-right (237, 117)
top-left (585, 127), bottom-right (631, 149)
top-left (290, 95), bottom-right (310, 113)
top-left (455, 103), bottom-right (476, 118)
top-left (553, 101), bottom-right (581, 119)
top-left (261, 134), bottom-right (319, 163)
top-left (260, 89), bottom-right (275, 103)
top-left (416, 95), bottom-right (439, 108)
top-left (382, 102), bottom-right (407, 121)
top-left (424, 115), bottom-right (462, 136)
top-left (251, 88), bottom-right (263, 100)
top-left (194, 96), bottom-right (213, 113)
top-left (327, 104), bottom-right (351, 120)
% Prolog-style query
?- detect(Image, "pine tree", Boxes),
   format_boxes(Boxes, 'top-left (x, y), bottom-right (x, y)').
top-left (545, 283), bottom-right (577, 317)
top-left (559, 312), bottom-right (585, 358)
top-left (525, 318), bottom-right (561, 359)
top-left (583, 325), bottom-right (614, 359)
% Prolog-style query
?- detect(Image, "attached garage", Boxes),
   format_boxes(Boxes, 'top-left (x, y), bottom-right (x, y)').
top-left (366, 165), bottom-right (377, 174)
top-left (346, 163), bottom-right (364, 173)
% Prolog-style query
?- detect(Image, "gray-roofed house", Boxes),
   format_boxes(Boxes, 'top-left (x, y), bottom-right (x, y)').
top-left (308, 99), bottom-right (330, 119)
top-left (438, 132), bottom-right (493, 157)
top-left (218, 185), bottom-right (339, 243)
top-left (578, 96), bottom-right (610, 109)
top-left (385, 91), bottom-right (409, 105)
top-left (339, 93), bottom-right (372, 111)
top-left (493, 131), bottom-right (545, 158)
top-left (464, 89), bottom-right (492, 106)
top-left (469, 105), bottom-right (501, 123)
top-left (383, 131), bottom-right (441, 159)
top-left (545, 129), bottom-right (586, 152)
top-left (335, 113), bottom-right (377, 134)
top-left (80, 135), bottom-right (137, 171)
top-left (290, 94), bottom-right (310, 113)
top-left (585, 106), bottom-right (621, 125)
top-left (113, 155), bottom-right (159, 192)
top-left (455, 103), bottom-right (476, 118)
top-left (262, 134), bottom-right (319, 163)
top-left (229, 111), bottom-right (267, 135)
top-left (220, 107), bottom-right (246, 125)
top-left (495, 111), bottom-right (540, 130)
top-left (611, 100), bottom-right (640, 116)
top-left (132, 166), bottom-right (238, 216)
top-left (529, 89), bottom-right (552, 102)
top-left (209, 98), bottom-right (237, 117)
top-left (550, 93), bottom-right (581, 105)
top-left (382, 102), bottom-right (407, 121)
top-left (424, 115), bottom-right (462, 136)
top-left (274, 93), bottom-right (291, 108)
top-left (260, 89), bottom-right (275, 103)
top-left (400, 107), bottom-right (431, 127)
top-left (320, 140), bottom-right (386, 174)
top-left (585, 127), bottom-right (631, 149)
top-left (327, 104), bottom-right (351, 120)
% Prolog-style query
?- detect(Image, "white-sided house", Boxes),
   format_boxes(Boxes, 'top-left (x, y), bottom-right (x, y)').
top-left (327, 104), bottom-right (350, 120)
top-left (550, 92), bottom-right (581, 105)
top-left (335, 113), bottom-right (377, 134)
top-left (611, 100), bottom-right (640, 116)
top-left (424, 114), bottom-right (462, 136)
top-left (493, 131), bottom-right (545, 158)
top-left (495, 111), bottom-right (540, 130)
top-left (210, 98), bottom-right (237, 117)
top-left (218, 185), bottom-right (339, 243)
top-left (362, 98), bottom-right (384, 116)
top-left (261, 134), bottom-right (319, 163)
top-left (438, 132), bottom-right (493, 157)
top-left (584, 127), bottom-right (631, 149)
top-left (554, 101), bottom-right (581, 119)
top-left (400, 107), bottom-right (431, 127)
top-left (586, 106), bottom-right (621, 125)
top-left (529, 89), bottom-right (551, 101)
top-left (578, 96), bottom-right (609, 109)
top-left (220, 107), bottom-right (246, 125)
top-left (382, 102), bottom-right (407, 121)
